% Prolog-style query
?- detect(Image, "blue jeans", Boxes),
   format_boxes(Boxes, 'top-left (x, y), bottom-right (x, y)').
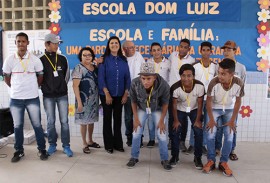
top-left (215, 117), bottom-right (238, 152)
top-left (131, 109), bottom-right (168, 161)
top-left (205, 109), bottom-right (234, 163)
top-left (43, 95), bottom-right (70, 147)
top-left (171, 109), bottom-right (203, 158)
top-left (189, 102), bottom-right (207, 146)
top-left (147, 115), bottom-right (155, 141)
top-left (10, 97), bottom-right (46, 151)
top-left (124, 97), bottom-right (133, 140)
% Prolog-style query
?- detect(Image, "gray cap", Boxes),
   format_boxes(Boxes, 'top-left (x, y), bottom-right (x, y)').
top-left (44, 33), bottom-right (62, 43)
top-left (138, 62), bottom-right (156, 76)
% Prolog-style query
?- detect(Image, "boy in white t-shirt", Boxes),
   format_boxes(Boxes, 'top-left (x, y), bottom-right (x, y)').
top-left (146, 42), bottom-right (170, 147)
top-left (202, 59), bottom-right (244, 177)
top-left (169, 64), bottom-right (205, 169)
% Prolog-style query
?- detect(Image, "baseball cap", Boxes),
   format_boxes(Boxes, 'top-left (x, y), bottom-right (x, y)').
top-left (138, 62), bottom-right (156, 76)
top-left (44, 33), bottom-right (62, 43)
top-left (221, 40), bottom-right (237, 50)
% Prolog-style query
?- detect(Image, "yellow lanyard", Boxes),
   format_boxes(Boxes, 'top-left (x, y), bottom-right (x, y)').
top-left (222, 78), bottom-right (232, 108)
top-left (154, 61), bottom-right (161, 73)
top-left (19, 56), bottom-right (30, 73)
top-left (178, 57), bottom-right (182, 70)
top-left (45, 53), bottom-right (58, 71)
top-left (146, 86), bottom-right (154, 108)
top-left (200, 60), bottom-right (210, 81)
top-left (182, 80), bottom-right (193, 107)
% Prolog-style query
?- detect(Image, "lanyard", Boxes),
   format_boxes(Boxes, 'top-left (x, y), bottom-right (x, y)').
top-left (45, 53), bottom-right (58, 71)
top-left (19, 56), bottom-right (30, 73)
top-left (182, 80), bottom-right (193, 107)
top-left (146, 86), bottom-right (154, 108)
top-left (222, 78), bottom-right (232, 109)
top-left (154, 61), bottom-right (161, 73)
top-left (200, 60), bottom-right (210, 81)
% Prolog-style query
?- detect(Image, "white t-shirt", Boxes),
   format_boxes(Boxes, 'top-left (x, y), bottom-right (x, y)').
top-left (2, 51), bottom-right (43, 99)
top-left (193, 61), bottom-right (217, 92)
top-left (172, 80), bottom-right (205, 112)
top-left (147, 57), bottom-right (170, 83)
top-left (168, 51), bottom-right (195, 86)
top-left (127, 52), bottom-right (145, 80)
top-left (207, 76), bottom-right (245, 109)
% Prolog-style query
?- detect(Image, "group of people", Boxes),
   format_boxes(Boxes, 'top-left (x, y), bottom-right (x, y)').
top-left (2, 32), bottom-right (246, 177)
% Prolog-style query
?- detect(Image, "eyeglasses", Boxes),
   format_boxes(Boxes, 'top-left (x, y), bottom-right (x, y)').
top-left (124, 46), bottom-right (135, 50)
top-left (82, 54), bottom-right (92, 57)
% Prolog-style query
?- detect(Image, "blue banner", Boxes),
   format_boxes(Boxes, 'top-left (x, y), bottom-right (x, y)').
top-left (59, 0), bottom-right (259, 71)
top-left (60, 0), bottom-right (241, 23)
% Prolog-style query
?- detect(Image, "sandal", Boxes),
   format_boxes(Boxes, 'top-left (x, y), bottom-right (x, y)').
top-left (83, 146), bottom-right (91, 154)
top-left (88, 142), bottom-right (101, 148)
top-left (229, 153), bottom-right (238, 161)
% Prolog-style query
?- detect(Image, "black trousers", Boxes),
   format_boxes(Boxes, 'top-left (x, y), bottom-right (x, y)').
top-left (100, 95), bottom-right (123, 150)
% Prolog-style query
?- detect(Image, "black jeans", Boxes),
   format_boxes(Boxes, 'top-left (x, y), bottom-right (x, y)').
top-left (171, 109), bottom-right (203, 158)
top-left (124, 97), bottom-right (133, 141)
top-left (100, 95), bottom-right (123, 150)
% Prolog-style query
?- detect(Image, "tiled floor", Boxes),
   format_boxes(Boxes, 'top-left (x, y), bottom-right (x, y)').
top-left (0, 137), bottom-right (269, 183)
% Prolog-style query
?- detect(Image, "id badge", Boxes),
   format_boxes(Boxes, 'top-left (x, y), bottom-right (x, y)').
top-left (146, 107), bottom-right (151, 114)
top-left (186, 107), bottom-right (191, 113)
top-left (53, 71), bottom-right (58, 77)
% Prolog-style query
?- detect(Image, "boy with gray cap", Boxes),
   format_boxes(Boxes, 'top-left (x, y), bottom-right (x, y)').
top-left (39, 33), bottom-right (73, 157)
top-left (126, 62), bottom-right (172, 171)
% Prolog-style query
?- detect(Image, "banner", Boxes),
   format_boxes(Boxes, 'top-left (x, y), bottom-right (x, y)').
top-left (58, 0), bottom-right (259, 71)
top-left (60, 0), bottom-right (241, 22)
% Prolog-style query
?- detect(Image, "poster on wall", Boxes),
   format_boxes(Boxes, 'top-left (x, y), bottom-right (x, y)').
top-left (57, 0), bottom-right (259, 71)
top-left (2, 30), bottom-right (50, 61)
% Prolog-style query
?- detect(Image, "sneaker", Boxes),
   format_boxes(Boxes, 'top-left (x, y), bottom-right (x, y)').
top-left (167, 139), bottom-right (172, 150)
top-left (202, 146), bottom-right (208, 155)
top-left (194, 156), bottom-right (203, 170)
top-left (63, 146), bottom-right (73, 157)
top-left (126, 138), bottom-right (132, 147)
top-left (11, 151), bottom-right (24, 163)
top-left (161, 160), bottom-right (172, 171)
top-left (169, 156), bottom-right (179, 167)
top-left (219, 162), bottom-right (233, 177)
top-left (186, 145), bottom-right (194, 154)
top-left (126, 158), bottom-right (139, 169)
top-left (147, 140), bottom-right (155, 148)
top-left (47, 145), bottom-right (57, 156)
top-left (39, 150), bottom-right (49, 160)
top-left (140, 136), bottom-right (144, 148)
top-left (179, 141), bottom-right (187, 152)
top-left (202, 160), bottom-right (215, 174)
top-left (216, 149), bottom-right (220, 156)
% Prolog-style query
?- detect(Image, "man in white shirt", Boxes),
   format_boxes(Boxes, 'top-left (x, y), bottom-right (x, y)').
top-left (2, 32), bottom-right (48, 162)
top-left (122, 41), bottom-right (145, 146)
top-left (215, 40), bottom-right (246, 160)
top-left (168, 39), bottom-right (195, 151)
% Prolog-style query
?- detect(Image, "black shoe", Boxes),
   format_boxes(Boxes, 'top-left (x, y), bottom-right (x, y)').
top-left (140, 136), bottom-right (144, 148)
top-left (115, 148), bottom-right (125, 152)
top-left (161, 160), bottom-right (172, 171)
top-left (39, 150), bottom-right (49, 160)
top-left (194, 156), bottom-right (203, 170)
top-left (147, 140), bottom-right (155, 148)
top-left (179, 141), bottom-right (187, 152)
top-left (106, 149), bottom-right (113, 154)
top-left (11, 151), bottom-right (24, 163)
top-left (126, 138), bottom-right (132, 147)
top-left (186, 145), bottom-right (194, 154)
top-left (127, 158), bottom-right (139, 169)
top-left (202, 146), bottom-right (208, 155)
top-left (169, 156), bottom-right (179, 167)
